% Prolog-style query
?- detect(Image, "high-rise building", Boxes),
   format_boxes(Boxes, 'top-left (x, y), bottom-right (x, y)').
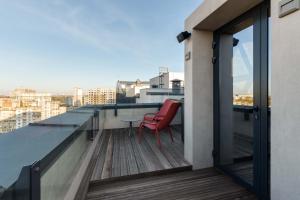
top-left (87, 88), bottom-right (116, 105)
top-left (73, 87), bottom-right (83, 107)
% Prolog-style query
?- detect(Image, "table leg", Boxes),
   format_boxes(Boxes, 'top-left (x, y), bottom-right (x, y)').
top-left (129, 121), bottom-right (133, 137)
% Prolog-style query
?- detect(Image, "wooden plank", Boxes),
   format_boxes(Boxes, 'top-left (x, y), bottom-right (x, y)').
top-left (129, 132), bottom-right (148, 173)
top-left (90, 131), bottom-right (110, 181)
top-left (111, 131), bottom-right (121, 177)
top-left (136, 130), bottom-right (164, 171)
top-left (143, 133), bottom-right (172, 169)
top-left (86, 168), bottom-right (257, 200)
top-left (101, 133), bottom-right (113, 179)
top-left (159, 131), bottom-right (190, 166)
top-left (124, 130), bottom-right (139, 175)
top-left (119, 129), bottom-right (128, 176)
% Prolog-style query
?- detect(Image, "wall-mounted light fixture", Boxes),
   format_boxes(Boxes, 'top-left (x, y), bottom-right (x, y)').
top-left (233, 37), bottom-right (239, 47)
top-left (177, 31), bottom-right (191, 43)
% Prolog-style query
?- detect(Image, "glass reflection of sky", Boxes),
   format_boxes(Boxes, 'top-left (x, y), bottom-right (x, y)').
top-left (233, 26), bottom-right (253, 95)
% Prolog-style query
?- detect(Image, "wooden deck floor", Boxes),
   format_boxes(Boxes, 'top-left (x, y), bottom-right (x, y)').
top-left (90, 126), bottom-right (191, 182)
top-left (86, 168), bottom-right (257, 200)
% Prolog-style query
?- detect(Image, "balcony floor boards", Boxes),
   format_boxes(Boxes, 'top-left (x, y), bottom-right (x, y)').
top-left (86, 168), bottom-right (257, 200)
top-left (90, 126), bottom-right (191, 182)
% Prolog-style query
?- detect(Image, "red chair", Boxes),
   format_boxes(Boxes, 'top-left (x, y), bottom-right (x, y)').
top-left (138, 99), bottom-right (181, 148)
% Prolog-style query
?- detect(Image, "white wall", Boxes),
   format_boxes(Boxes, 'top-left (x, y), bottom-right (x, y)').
top-left (271, 1), bottom-right (300, 199)
top-left (137, 88), bottom-right (183, 104)
top-left (150, 72), bottom-right (184, 89)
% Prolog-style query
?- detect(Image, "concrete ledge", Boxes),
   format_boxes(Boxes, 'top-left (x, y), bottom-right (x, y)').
top-left (185, 0), bottom-right (263, 31)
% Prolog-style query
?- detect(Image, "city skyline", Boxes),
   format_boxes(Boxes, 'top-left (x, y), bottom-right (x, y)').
top-left (0, 0), bottom-right (202, 93)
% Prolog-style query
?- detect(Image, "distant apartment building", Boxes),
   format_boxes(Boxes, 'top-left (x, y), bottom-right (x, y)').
top-left (0, 109), bottom-right (15, 133)
top-left (50, 101), bottom-right (68, 116)
top-left (87, 88), bottom-right (116, 105)
top-left (116, 79), bottom-right (149, 103)
top-left (0, 88), bottom-right (68, 134)
top-left (15, 108), bottom-right (41, 129)
top-left (73, 87), bottom-right (83, 107)
top-left (52, 95), bottom-right (73, 107)
top-left (137, 71), bottom-right (184, 103)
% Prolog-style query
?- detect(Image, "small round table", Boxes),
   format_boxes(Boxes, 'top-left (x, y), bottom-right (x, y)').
top-left (121, 118), bottom-right (140, 137)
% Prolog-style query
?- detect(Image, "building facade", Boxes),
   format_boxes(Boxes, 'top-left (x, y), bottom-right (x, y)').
top-left (116, 79), bottom-right (149, 103)
top-left (0, 89), bottom-right (68, 134)
top-left (87, 88), bottom-right (116, 105)
top-left (137, 72), bottom-right (184, 103)
top-left (73, 87), bottom-right (83, 107)
top-left (150, 72), bottom-right (184, 89)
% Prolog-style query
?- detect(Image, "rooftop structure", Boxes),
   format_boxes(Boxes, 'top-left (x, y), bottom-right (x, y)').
top-left (116, 79), bottom-right (150, 103)
top-left (137, 70), bottom-right (184, 103)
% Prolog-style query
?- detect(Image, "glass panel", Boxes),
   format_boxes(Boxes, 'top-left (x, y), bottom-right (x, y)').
top-left (0, 109), bottom-right (97, 197)
top-left (219, 23), bottom-right (254, 185)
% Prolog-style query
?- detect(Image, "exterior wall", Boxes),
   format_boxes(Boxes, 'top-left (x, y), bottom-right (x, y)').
top-left (271, 1), bottom-right (300, 199)
top-left (184, 29), bottom-right (214, 169)
top-left (126, 85), bottom-right (149, 97)
top-left (150, 76), bottom-right (160, 88)
top-left (150, 72), bottom-right (184, 89)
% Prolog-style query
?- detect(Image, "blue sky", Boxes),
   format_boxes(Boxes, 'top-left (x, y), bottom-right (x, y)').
top-left (0, 0), bottom-right (203, 94)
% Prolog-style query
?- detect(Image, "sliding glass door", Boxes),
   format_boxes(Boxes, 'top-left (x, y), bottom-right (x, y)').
top-left (213, 2), bottom-right (269, 199)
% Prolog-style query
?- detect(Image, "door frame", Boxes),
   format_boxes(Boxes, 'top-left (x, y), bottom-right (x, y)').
top-left (213, 2), bottom-right (269, 199)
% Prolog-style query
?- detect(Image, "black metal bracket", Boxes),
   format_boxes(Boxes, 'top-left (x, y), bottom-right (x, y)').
top-left (212, 41), bottom-right (217, 49)
top-left (212, 57), bottom-right (217, 64)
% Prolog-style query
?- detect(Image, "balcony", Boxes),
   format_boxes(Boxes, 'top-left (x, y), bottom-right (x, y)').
top-left (0, 103), bottom-right (257, 200)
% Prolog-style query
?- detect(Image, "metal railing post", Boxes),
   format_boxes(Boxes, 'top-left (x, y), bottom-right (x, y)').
top-left (114, 104), bottom-right (118, 116)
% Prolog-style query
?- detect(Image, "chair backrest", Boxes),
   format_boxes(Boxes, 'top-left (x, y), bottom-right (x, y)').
top-left (157, 100), bottom-right (181, 130)
top-left (157, 99), bottom-right (174, 117)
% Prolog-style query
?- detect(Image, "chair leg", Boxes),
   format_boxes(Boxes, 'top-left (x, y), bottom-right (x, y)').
top-left (167, 126), bottom-right (174, 142)
top-left (155, 130), bottom-right (161, 148)
top-left (138, 123), bottom-right (144, 143)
